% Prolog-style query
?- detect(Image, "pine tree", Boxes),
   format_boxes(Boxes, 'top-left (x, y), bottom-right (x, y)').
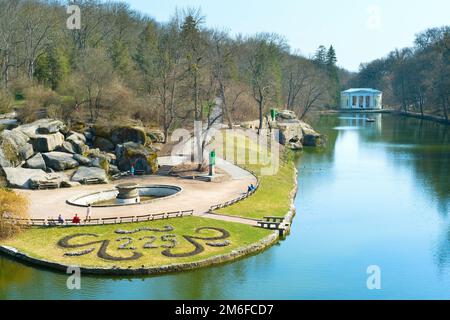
top-left (35, 46), bottom-right (69, 90)
top-left (326, 45), bottom-right (337, 67)
top-left (314, 45), bottom-right (327, 65)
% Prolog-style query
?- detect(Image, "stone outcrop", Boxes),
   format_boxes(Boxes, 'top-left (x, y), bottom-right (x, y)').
top-left (276, 122), bottom-right (304, 150)
top-left (56, 141), bottom-right (77, 154)
top-left (93, 136), bottom-right (115, 152)
top-left (111, 126), bottom-right (147, 146)
top-left (42, 152), bottom-right (79, 171)
top-left (31, 132), bottom-right (65, 153)
top-left (66, 133), bottom-right (88, 154)
top-left (276, 110), bottom-right (297, 120)
top-left (0, 117), bottom-right (162, 189)
top-left (71, 166), bottom-right (108, 184)
top-left (271, 110), bottom-right (324, 149)
top-left (19, 119), bottom-right (66, 137)
top-left (116, 142), bottom-right (158, 174)
top-left (73, 154), bottom-right (91, 166)
top-left (2, 167), bottom-right (48, 189)
top-left (25, 153), bottom-right (46, 170)
top-left (0, 129), bottom-right (34, 166)
top-left (29, 172), bottom-right (70, 189)
top-left (300, 121), bottom-right (324, 147)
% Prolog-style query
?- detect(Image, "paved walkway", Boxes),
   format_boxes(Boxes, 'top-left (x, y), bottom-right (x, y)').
top-left (18, 161), bottom-right (258, 226)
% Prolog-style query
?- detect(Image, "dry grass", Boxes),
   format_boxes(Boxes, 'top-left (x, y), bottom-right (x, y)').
top-left (0, 188), bottom-right (29, 239)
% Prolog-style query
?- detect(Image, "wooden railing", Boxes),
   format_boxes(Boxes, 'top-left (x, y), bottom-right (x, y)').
top-left (4, 210), bottom-right (194, 227)
top-left (209, 169), bottom-right (260, 212)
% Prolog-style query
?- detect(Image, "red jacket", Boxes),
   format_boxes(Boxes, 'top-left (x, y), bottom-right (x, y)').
top-left (72, 216), bottom-right (81, 224)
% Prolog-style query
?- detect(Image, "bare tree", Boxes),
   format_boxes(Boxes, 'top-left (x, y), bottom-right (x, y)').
top-left (20, 1), bottom-right (58, 80)
top-left (0, 0), bottom-right (22, 88)
top-left (246, 34), bottom-right (285, 134)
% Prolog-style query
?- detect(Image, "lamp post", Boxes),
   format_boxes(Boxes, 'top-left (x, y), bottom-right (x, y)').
top-left (209, 150), bottom-right (216, 176)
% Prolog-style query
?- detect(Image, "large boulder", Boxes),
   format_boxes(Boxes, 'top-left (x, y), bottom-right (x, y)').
top-left (71, 166), bottom-right (108, 184)
top-left (66, 133), bottom-right (88, 154)
top-left (116, 142), bottom-right (158, 174)
top-left (31, 132), bottom-right (65, 153)
top-left (3, 167), bottom-right (48, 189)
top-left (93, 136), bottom-right (115, 152)
top-left (276, 122), bottom-right (304, 148)
top-left (0, 129), bottom-right (34, 167)
top-left (26, 153), bottom-right (46, 170)
top-left (19, 119), bottom-right (66, 137)
top-left (111, 126), bottom-right (147, 146)
top-left (29, 172), bottom-right (70, 189)
top-left (73, 154), bottom-right (92, 166)
top-left (66, 132), bottom-right (86, 144)
top-left (299, 121), bottom-right (324, 147)
top-left (56, 141), bottom-right (77, 154)
top-left (42, 152), bottom-right (79, 171)
top-left (276, 110), bottom-right (297, 121)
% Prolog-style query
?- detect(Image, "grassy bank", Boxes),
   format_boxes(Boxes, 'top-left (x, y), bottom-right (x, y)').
top-left (1, 216), bottom-right (271, 269)
top-left (214, 132), bottom-right (297, 220)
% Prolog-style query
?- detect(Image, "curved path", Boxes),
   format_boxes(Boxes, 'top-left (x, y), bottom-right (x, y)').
top-left (18, 159), bottom-right (258, 226)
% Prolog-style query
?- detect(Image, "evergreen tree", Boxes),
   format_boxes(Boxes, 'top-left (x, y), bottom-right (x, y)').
top-left (326, 45), bottom-right (337, 67)
top-left (314, 45), bottom-right (327, 65)
top-left (35, 46), bottom-right (69, 90)
top-left (109, 39), bottom-right (132, 76)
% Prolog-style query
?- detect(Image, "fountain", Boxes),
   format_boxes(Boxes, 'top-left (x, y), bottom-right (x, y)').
top-left (67, 184), bottom-right (182, 207)
top-left (116, 183), bottom-right (140, 204)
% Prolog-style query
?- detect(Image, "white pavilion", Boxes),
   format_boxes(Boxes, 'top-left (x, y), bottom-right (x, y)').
top-left (340, 88), bottom-right (383, 110)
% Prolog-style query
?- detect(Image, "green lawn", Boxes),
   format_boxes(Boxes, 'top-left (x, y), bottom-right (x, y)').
top-left (213, 132), bottom-right (297, 220)
top-left (217, 162), bottom-right (296, 220)
top-left (1, 217), bottom-right (272, 269)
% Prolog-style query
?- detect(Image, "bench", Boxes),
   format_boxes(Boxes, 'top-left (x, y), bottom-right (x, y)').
top-left (257, 221), bottom-right (282, 230)
top-left (135, 170), bottom-right (146, 176)
top-left (181, 210), bottom-right (194, 216)
top-left (264, 216), bottom-right (285, 223)
top-left (37, 181), bottom-right (59, 190)
top-left (83, 178), bottom-right (102, 185)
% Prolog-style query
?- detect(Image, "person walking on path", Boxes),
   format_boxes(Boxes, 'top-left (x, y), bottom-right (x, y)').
top-left (85, 204), bottom-right (92, 222)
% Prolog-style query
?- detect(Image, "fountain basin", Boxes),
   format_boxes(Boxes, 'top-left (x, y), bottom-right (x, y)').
top-left (67, 185), bottom-right (182, 207)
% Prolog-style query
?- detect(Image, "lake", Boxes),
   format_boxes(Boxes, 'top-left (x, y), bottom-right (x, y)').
top-left (1, 114), bottom-right (449, 300)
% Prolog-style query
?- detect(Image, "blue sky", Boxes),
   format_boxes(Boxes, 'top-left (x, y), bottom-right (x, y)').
top-left (125, 0), bottom-right (450, 71)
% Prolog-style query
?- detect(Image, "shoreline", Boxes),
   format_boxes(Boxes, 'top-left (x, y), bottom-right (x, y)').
top-left (319, 109), bottom-right (450, 125)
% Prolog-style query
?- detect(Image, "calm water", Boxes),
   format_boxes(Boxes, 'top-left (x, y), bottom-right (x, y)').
top-left (1, 114), bottom-right (449, 300)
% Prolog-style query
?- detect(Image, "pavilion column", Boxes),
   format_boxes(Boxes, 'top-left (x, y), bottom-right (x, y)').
top-left (363, 96), bottom-right (367, 109)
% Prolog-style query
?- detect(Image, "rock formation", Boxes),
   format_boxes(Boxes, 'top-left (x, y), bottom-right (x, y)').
top-left (0, 118), bottom-right (159, 189)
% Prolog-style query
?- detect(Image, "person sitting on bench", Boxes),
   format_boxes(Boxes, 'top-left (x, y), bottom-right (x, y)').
top-left (58, 214), bottom-right (65, 225)
top-left (72, 214), bottom-right (81, 224)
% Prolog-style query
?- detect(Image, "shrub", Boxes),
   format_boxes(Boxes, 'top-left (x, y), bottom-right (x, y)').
top-left (0, 89), bottom-right (13, 114)
top-left (17, 85), bottom-right (60, 123)
top-left (0, 188), bottom-right (29, 239)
